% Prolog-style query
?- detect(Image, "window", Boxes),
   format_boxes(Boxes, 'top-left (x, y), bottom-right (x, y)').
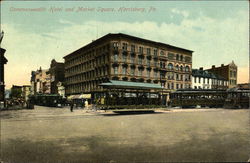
top-left (194, 77), bottom-right (197, 83)
top-left (176, 54), bottom-right (179, 60)
top-left (168, 83), bottom-right (170, 89)
top-left (208, 78), bottom-right (210, 84)
top-left (185, 56), bottom-right (191, 62)
top-left (131, 45), bottom-right (135, 52)
top-left (159, 62), bottom-right (165, 69)
top-left (147, 48), bottom-right (151, 55)
top-left (185, 66), bottom-right (190, 72)
top-left (114, 54), bottom-right (118, 61)
top-left (122, 67), bottom-right (127, 75)
top-left (139, 46), bottom-right (143, 54)
top-left (122, 43), bottom-right (128, 50)
top-left (160, 72), bottom-right (165, 79)
top-left (154, 61), bottom-right (158, 67)
top-left (171, 83), bottom-right (174, 89)
top-left (138, 57), bottom-right (143, 65)
top-left (176, 84), bottom-right (179, 89)
top-left (168, 53), bottom-right (174, 60)
top-left (113, 42), bottom-right (119, 49)
top-left (147, 59), bottom-right (150, 66)
top-left (147, 70), bottom-right (150, 77)
top-left (138, 69), bottom-right (143, 76)
top-left (180, 75), bottom-right (183, 81)
top-left (180, 65), bottom-right (183, 71)
top-left (180, 55), bottom-right (183, 61)
top-left (176, 74), bottom-right (179, 80)
top-left (122, 54), bottom-right (127, 62)
top-left (153, 49), bottom-right (158, 56)
top-left (154, 71), bottom-right (158, 78)
top-left (176, 65), bottom-right (179, 71)
top-left (168, 63), bottom-right (173, 70)
top-left (130, 56), bottom-right (135, 64)
top-left (114, 66), bottom-right (118, 74)
top-left (160, 51), bottom-right (164, 56)
top-left (131, 68), bottom-right (135, 76)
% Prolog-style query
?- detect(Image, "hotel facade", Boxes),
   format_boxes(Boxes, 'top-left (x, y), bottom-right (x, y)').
top-left (64, 33), bottom-right (193, 99)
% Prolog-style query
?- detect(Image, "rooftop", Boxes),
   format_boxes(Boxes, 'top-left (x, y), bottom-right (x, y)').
top-left (100, 80), bottom-right (163, 90)
top-left (64, 33), bottom-right (193, 59)
top-left (192, 69), bottom-right (226, 80)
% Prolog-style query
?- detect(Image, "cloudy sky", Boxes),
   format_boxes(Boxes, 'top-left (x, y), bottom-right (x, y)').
top-left (1, 1), bottom-right (249, 89)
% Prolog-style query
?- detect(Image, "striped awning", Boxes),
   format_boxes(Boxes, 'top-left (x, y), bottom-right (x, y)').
top-left (67, 94), bottom-right (91, 100)
top-left (79, 94), bottom-right (91, 99)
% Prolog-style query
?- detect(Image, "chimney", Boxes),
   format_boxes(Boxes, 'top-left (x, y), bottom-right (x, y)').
top-left (221, 64), bottom-right (224, 67)
top-left (212, 65), bottom-right (215, 69)
top-left (199, 67), bottom-right (203, 70)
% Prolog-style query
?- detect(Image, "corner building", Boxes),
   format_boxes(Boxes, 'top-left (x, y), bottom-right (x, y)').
top-left (64, 33), bottom-right (193, 99)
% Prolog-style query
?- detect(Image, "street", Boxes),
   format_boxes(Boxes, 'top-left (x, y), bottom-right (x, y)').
top-left (1, 106), bottom-right (249, 162)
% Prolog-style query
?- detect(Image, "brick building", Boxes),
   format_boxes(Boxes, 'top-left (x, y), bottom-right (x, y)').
top-left (206, 61), bottom-right (237, 88)
top-left (64, 33), bottom-right (193, 99)
top-left (30, 67), bottom-right (51, 94)
top-left (47, 59), bottom-right (65, 94)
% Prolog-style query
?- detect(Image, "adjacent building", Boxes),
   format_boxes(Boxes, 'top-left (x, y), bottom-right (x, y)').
top-left (10, 85), bottom-right (22, 99)
top-left (22, 85), bottom-right (31, 101)
top-left (0, 31), bottom-right (7, 107)
top-left (206, 61), bottom-right (237, 88)
top-left (0, 48), bottom-right (7, 103)
top-left (192, 68), bottom-right (228, 89)
top-left (64, 33), bottom-right (193, 98)
top-left (30, 67), bottom-right (51, 94)
top-left (47, 59), bottom-right (65, 94)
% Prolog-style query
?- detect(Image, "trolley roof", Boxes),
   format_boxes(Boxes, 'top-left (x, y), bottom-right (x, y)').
top-left (100, 80), bottom-right (163, 90)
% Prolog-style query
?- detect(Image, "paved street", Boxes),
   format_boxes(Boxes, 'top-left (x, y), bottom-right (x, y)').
top-left (1, 106), bottom-right (249, 163)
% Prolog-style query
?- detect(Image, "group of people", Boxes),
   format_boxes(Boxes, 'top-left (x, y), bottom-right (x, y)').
top-left (69, 100), bottom-right (89, 112)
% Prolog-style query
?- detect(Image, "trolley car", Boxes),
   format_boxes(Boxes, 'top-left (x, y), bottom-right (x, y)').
top-left (170, 89), bottom-right (227, 108)
top-left (29, 94), bottom-right (65, 107)
top-left (224, 88), bottom-right (250, 109)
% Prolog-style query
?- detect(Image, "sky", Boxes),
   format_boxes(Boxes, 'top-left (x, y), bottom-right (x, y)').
top-left (1, 1), bottom-right (249, 89)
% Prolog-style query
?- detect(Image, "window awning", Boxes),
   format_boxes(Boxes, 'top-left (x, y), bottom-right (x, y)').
top-left (99, 80), bottom-right (163, 90)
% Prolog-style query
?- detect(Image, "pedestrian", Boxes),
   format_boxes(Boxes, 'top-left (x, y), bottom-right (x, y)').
top-left (70, 101), bottom-right (74, 112)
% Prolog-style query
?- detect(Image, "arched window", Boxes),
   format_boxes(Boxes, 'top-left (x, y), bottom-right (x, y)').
top-left (168, 63), bottom-right (173, 70)
top-left (180, 65), bottom-right (183, 71)
top-left (185, 66), bottom-right (190, 72)
top-left (175, 65), bottom-right (179, 71)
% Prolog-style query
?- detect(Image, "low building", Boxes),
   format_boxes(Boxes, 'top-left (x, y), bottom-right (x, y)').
top-left (192, 67), bottom-right (228, 89)
top-left (206, 61), bottom-right (237, 88)
top-left (10, 85), bottom-right (22, 99)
